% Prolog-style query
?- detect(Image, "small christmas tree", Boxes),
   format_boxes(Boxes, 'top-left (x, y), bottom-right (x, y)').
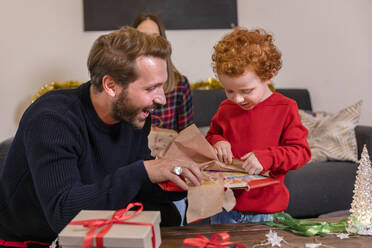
top-left (349, 145), bottom-right (372, 235)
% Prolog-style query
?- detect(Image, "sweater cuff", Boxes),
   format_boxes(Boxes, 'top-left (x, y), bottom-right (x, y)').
top-left (118, 160), bottom-right (151, 186)
top-left (253, 150), bottom-right (273, 172)
top-left (206, 135), bottom-right (227, 146)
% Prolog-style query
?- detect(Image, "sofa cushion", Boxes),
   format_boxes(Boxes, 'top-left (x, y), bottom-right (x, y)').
top-left (299, 100), bottom-right (362, 163)
top-left (284, 161), bottom-right (357, 218)
top-left (192, 89), bottom-right (226, 127)
top-left (276, 89), bottom-right (312, 111)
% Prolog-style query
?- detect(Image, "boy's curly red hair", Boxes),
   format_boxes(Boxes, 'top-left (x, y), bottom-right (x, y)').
top-left (212, 27), bottom-right (282, 81)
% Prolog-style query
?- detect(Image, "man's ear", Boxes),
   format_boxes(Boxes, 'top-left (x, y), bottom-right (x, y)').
top-left (102, 75), bottom-right (118, 97)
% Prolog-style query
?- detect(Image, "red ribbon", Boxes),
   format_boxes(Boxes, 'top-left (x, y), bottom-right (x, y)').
top-left (68, 202), bottom-right (156, 248)
top-left (183, 232), bottom-right (246, 248)
top-left (0, 239), bottom-right (50, 248)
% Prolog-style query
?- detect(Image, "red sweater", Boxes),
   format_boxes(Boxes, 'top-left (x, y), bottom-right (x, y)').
top-left (206, 92), bottom-right (311, 213)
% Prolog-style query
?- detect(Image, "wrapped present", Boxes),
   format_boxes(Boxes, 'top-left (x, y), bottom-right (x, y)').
top-left (59, 203), bottom-right (161, 248)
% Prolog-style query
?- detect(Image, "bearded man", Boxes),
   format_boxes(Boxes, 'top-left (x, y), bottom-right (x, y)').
top-left (0, 27), bottom-right (202, 247)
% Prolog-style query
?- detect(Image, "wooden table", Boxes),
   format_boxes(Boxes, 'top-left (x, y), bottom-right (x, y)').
top-left (160, 218), bottom-right (372, 247)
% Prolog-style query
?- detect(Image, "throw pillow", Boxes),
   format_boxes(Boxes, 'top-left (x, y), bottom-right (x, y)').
top-left (299, 100), bottom-right (362, 163)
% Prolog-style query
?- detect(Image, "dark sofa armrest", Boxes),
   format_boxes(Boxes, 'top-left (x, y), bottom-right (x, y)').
top-left (355, 125), bottom-right (372, 159)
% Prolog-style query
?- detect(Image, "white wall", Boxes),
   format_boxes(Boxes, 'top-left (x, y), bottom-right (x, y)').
top-left (1, 0), bottom-right (371, 141)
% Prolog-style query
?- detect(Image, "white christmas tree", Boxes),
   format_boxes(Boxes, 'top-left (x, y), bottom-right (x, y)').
top-left (349, 145), bottom-right (372, 235)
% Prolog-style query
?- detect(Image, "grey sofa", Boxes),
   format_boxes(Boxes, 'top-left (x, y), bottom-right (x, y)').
top-left (1, 89), bottom-right (371, 220)
top-left (192, 88), bottom-right (372, 218)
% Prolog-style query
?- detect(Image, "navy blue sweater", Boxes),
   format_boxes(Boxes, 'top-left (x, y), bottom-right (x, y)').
top-left (0, 82), bottom-right (184, 243)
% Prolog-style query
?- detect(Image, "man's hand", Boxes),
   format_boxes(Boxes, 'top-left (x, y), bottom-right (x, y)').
top-left (143, 158), bottom-right (203, 190)
top-left (241, 152), bottom-right (263, 175)
top-left (214, 140), bottom-right (233, 164)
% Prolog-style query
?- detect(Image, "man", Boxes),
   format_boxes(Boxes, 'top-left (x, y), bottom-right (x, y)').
top-left (0, 27), bottom-right (202, 246)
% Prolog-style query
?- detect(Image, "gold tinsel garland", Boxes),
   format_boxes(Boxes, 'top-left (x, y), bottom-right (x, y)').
top-left (32, 78), bottom-right (275, 102)
top-left (191, 78), bottom-right (223, 90)
top-left (32, 80), bottom-right (82, 103)
top-left (191, 77), bottom-right (276, 92)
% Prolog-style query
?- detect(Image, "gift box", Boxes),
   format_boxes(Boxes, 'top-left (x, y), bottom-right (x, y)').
top-left (59, 204), bottom-right (161, 248)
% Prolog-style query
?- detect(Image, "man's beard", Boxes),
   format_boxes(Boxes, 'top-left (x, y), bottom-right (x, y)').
top-left (112, 90), bottom-right (158, 129)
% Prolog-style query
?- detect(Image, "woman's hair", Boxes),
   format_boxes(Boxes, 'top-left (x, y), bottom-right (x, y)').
top-left (87, 26), bottom-right (171, 92)
top-left (212, 27), bottom-right (282, 81)
top-left (132, 13), bottom-right (183, 93)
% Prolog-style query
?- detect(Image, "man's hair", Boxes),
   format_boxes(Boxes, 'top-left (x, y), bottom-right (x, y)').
top-left (87, 26), bottom-right (171, 91)
top-left (131, 13), bottom-right (183, 93)
top-left (212, 27), bottom-right (282, 81)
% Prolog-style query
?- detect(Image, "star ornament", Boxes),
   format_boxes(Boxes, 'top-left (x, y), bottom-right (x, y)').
top-left (305, 244), bottom-right (322, 248)
top-left (336, 233), bottom-right (350, 239)
top-left (265, 229), bottom-right (284, 247)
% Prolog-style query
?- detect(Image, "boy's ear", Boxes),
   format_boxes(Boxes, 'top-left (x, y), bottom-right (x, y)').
top-left (102, 75), bottom-right (118, 97)
top-left (270, 69), bottom-right (278, 79)
top-left (267, 69), bottom-right (278, 84)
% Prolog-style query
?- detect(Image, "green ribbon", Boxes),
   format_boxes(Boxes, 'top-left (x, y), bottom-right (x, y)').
top-left (261, 213), bottom-right (359, 236)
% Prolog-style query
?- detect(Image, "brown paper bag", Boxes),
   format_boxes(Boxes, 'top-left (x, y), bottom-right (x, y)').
top-left (160, 124), bottom-right (243, 223)
top-left (186, 178), bottom-right (225, 223)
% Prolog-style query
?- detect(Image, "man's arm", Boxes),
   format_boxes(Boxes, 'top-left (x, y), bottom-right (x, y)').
top-left (24, 114), bottom-right (155, 233)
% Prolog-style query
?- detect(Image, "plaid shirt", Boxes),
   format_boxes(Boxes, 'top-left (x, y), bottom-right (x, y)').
top-left (151, 76), bottom-right (193, 132)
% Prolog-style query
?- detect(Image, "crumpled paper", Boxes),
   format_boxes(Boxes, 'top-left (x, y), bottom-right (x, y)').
top-left (158, 124), bottom-right (244, 223)
top-left (159, 124), bottom-right (245, 172)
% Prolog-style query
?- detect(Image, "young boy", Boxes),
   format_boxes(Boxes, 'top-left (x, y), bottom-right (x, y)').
top-left (206, 27), bottom-right (311, 224)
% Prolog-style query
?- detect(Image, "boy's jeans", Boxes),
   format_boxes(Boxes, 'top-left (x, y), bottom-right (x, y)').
top-left (211, 209), bottom-right (272, 224)
top-left (173, 198), bottom-right (187, 226)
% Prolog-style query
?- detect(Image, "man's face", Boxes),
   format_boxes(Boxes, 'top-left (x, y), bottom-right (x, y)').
top-left (218, 69), bottom-right (272, 110)
top-left (112, 56), bottom-right (167, 129)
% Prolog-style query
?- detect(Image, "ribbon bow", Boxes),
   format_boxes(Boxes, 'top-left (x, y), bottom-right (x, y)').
top-left (264, 213), bottom-right (359, 236)
top-left (69, 202), bottom-right (155, 248)
top-left (183, 232), bottom-right (246, 248)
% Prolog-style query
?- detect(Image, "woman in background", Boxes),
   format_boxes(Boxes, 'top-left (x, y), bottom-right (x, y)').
top-left (132, 13), bottom-right (193, 132)
top-left (132, 13), bottom-right (193, 226)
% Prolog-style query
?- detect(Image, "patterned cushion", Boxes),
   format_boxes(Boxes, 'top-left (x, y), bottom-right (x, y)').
top-left (299, 101), bottom-right (362, 162)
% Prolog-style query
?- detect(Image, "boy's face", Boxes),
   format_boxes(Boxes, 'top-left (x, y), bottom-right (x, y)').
top-left (218, 69), bottom-right (272, 110)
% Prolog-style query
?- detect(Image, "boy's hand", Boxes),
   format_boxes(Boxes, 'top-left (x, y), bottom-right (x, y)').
top-left (214, 140), bottom-right (233, 164)
top-left (241, 152), bottom-right (263, 175)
